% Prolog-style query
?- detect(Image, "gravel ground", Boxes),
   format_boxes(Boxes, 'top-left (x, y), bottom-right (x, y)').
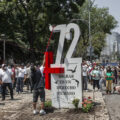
top-left (0, 85), bottom-right (109, 120)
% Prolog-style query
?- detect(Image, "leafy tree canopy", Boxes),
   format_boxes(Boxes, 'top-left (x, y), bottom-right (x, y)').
top-left (73, 0), bottom-right (117, 58)
top-left (0, 0), bottom-right (117, 61)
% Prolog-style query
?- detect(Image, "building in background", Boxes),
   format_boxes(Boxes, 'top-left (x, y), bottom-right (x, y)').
top-left (100, 32), bottom-right (120, 63)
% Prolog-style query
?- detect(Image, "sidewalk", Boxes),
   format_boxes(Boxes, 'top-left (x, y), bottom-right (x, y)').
top-left (83, 84), bottom-right (109, 120)
top-left (37, 84), bottom-right (109, 120)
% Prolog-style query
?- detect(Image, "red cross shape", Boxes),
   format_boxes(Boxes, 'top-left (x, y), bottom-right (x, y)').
top-left (43, 52), bottom-right (64, 90)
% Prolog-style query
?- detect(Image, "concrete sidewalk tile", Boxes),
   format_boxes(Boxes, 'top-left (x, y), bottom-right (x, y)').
top-left (83, 84), bottom-right (109, 120)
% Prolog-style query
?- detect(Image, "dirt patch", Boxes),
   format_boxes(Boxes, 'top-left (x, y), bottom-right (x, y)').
top-left (67, 105), bottom-right (97, 115)
top-left (0, 100), bottom-right (103, 120)
top-left (0, 111), bottom-right (16, 120)
top-left (7, 103), bottom-right (102, 120)
top-left (0, 87), bottom-right (107, 120)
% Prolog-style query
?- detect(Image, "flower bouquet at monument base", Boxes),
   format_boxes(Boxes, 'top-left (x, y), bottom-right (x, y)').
top-left (82, 96), bottom-right (94, 113)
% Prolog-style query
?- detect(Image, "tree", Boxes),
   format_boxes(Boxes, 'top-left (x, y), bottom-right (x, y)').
top-left (72, 0), bottom-right (117, 58)
top-left (0, 0), bottom-right (85, 62)
top-left (1, 0), bottom-right (116, 61)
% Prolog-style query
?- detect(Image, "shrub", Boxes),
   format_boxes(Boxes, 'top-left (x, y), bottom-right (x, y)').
top-left (82, 96), bottom-right (94, 113)
top-left (72, 98), bottom-right (80, 109)
top-left (45, 101), bottom-right (52, 108)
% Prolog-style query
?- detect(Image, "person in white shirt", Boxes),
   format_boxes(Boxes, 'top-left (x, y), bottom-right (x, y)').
top-left (82, 61), bottom-right (88, 91)
top-left (13, 64), bottom-right (18, 89)
top-left (16, 64), bottom-right (26, 93)
top-left (113, 86), bottom-right (120, 93)
top-left (25, 63), bottom-right (32, 92)
top-left (40, 55), bottom-right (45, 77)
top-left (40, 65), bottom-right (44, 77)
top-left (87, 64), bottom-right (92, 84)
top-left (0, 65), bottom-right (2, 93)
top-left (99, 66), bottom-right (106, 91)
top-left (0, 64), bottom-right (14, 100)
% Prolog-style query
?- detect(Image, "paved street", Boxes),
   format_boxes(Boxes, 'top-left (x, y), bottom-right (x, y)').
top-left (104, 94), bottom-right (120, 120)
top-left (102, 83), bottom-right (120, 120)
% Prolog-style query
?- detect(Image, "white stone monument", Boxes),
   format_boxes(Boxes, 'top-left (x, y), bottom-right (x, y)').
top-left (51, 23), bottom-right (82, 108)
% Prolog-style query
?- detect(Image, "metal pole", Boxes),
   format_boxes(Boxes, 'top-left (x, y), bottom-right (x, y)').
top-left (89, 0), bottom-right (92, 62)
top-left (3, 38), bottom-right (5, 63)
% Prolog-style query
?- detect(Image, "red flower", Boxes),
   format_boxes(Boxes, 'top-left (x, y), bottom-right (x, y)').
top-left (83, 104), bottom-right (87, 108)
top-left (83, 98), bottom-right (87, 101)
top-left (82, 102), bottom-right (84, 104)
top-left (84, 99), bottom-right (88, 103)
top-left (88, 96), bottom-right (91, 99)
top-left (87, 101), bottom-right (92, 104)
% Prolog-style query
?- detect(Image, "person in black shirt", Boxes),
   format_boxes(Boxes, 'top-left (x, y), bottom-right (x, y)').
top-left (113, 67), bottom-right (117, 84)
top-left (31, 65), bottom-right (46, 115)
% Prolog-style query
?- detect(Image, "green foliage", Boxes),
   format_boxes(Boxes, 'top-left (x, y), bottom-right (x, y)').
top-left (82, 97), bottom-right (94, 113)
top-left (0, 0), bottom-right (84, 44)
top-left (73, 0), bottom-right (117, 58)
top-left (0, 0), bottom-right (117, 61)
top-left (45, 101), bottom-right (52, 108)
top-left (70, 2), bottom-right (79, 13)
top-left (72, 98), bottom-right (80, 109)
top-left (82, 102), bottom-right (93, 113)
top-left (0, 0), bottom-right (85, 61)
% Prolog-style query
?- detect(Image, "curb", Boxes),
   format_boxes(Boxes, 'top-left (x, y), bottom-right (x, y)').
top-left (102, 94), bottom-right (112, 120)
top-left (83, 84), bottom-right (110, 120)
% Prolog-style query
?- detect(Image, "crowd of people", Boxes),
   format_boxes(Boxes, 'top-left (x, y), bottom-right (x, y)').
top-left (82, 61), bottom-right (120, 94)
top-left (1, 60), bottom-right (120, 115)
top-left (0, 62), bottom-right (46, 115)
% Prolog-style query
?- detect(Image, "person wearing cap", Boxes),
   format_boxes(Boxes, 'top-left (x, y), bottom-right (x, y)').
top-left (0, 64), bottom-right (14, 100)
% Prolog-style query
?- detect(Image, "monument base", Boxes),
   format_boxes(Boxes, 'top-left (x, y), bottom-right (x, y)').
top-left (51, 62), bottom-right (82, 109)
